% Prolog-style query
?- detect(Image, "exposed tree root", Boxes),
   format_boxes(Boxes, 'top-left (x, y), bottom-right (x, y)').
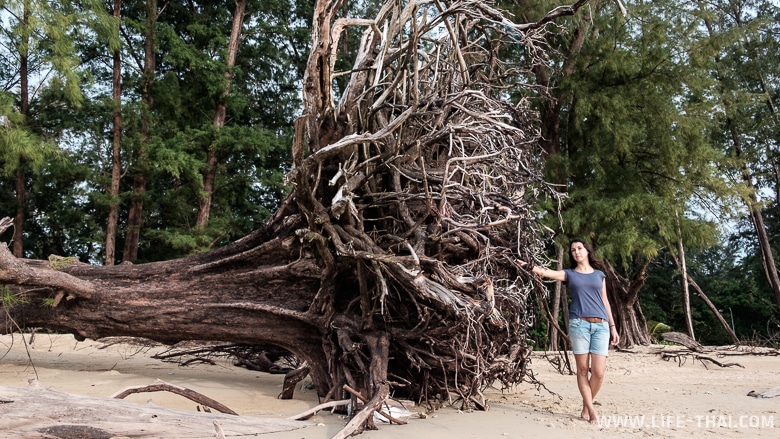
top-left (111, 379), bottom-right (238, 415)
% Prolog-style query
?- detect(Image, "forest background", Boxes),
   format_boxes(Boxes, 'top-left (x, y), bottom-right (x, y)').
top-left (0, 0), bottom-right (778, 348)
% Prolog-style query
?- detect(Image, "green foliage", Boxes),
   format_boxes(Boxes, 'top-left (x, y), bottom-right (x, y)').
top-left (0, 93), bottom-right (61, 177)
top-left (48, 255), bottom-right (79, 270)
top-left (552, 0), bottom-right (725, 267)
top-left (0, 285), bottom-right (27, 309)
top-left (0, 0), bottom-right (310, 262)
top-left (646, 320), bottom-right (671, 340)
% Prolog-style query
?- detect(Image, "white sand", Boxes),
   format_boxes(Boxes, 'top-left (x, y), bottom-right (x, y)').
top-left (1, 333), bottom-right (778, 438)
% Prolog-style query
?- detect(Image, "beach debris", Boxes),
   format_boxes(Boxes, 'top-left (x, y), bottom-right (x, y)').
top-left (747, 386), bottom-right (780, 398)
top-left (288, 399), bottom-right (352, 420)
top-left (659, 351), bottom-right (744, 369)
top-left (213, 420), bottom-right (226, 439)
top-left (0, 385), bottom-right (310, 437)
top-left (662, 332), bottom-right (704, 352)
top-left (110, 378), bottom-right (238, 415)
top-left (373, 406), bottom-right (413, 423)
top-left (343, 384), bottom-right (408, 426)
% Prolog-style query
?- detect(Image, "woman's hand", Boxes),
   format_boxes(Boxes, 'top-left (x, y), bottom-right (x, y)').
top-left (610, 326), bottom-right (620, 346)
top-left (515, 259), bottom-right (537, 275)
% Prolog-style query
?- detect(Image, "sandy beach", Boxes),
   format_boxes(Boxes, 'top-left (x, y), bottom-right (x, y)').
top-left (1, 332), bottom-right (778, 438)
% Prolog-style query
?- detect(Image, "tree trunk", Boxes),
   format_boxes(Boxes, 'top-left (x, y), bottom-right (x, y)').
top-left (13, 3), bottom-right (31, 258)
top-left (105, 0), bottom-right (123, 266)
top-left (13, 166), bottom-right (24, 258)
top-left (2, 207), bottom-right (333, 395)
top-left (602, 259), bottom-right (652, 347)
top-left (195, 0), bottom-right (246, 229)
top-left (685, 274), bottom-right (739, 344)
top-left (122, 174), bottom-right (145, 262)
top-left (675, 209), bottom-right (695, 339)
top-left (735, 133), bottom-right (780, 308)
top-left (549, 244), bottom-right (565, 350)
top-left (123, 0), bottom-right (157, 263)
top-left (662, 235), bottom-right (739, 344)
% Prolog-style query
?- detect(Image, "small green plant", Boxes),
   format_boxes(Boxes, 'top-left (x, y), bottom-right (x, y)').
top-left (647, 320), bottom-right (672, 341)
top-left (48, 255), bottom-right (79, 270)
top-left (1, 285), bottom-right (28, 309)
top-left (41, 297), bottom-right (56, 307)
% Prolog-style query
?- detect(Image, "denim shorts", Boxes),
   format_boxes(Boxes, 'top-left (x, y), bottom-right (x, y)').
top-left (569, 318), bottom-right (610, 356)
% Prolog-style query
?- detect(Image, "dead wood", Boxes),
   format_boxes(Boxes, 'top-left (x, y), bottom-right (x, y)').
top-left (0, 384), bottom-right (309, 438)
top-left (281, 364), bottom-right (311, 399)
top-left (660, 352), bottom-right (744, 369)
top-left (288, 398), bottom-right (352, 420)
top-left (344, 384), bottom-right (406, 425)
top-left (662, 331), bottom-right (705, 352)
top-left (747, 386), bottom-right (780, 398)
top-left (111, 379), bottom-right (238, 415)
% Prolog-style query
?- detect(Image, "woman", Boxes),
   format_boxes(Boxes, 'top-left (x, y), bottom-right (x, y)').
top-left (518, 238), bottom-right (620, 424)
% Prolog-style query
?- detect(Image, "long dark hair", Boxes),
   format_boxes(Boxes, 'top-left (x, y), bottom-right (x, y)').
top-left (568, 238), bottom-right (603, 271)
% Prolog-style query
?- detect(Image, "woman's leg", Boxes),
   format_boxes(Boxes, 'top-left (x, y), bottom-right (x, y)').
top-left (579, 322), bottom-right (610, 423)
top-left (589, 353), bottom-right (607, 399)
top-left (574, 353), bottom-right (597, 423)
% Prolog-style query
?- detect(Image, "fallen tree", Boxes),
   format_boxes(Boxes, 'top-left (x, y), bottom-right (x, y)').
top-left (0, 0), bottom-right (594, 436)
top-left (0, 383), bottom-right (308, 438)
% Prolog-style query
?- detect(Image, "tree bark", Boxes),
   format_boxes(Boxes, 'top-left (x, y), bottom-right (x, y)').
top-left (13, 165), bottom-right (25, 258)
top-left (2, 207), bottom-right (333, 395)
top-left (602, 259), bottom-right (652, 347)
top-left (0, 384), bottom-right (307, 438)
top-left (675, 209), bottom-right (695, 339)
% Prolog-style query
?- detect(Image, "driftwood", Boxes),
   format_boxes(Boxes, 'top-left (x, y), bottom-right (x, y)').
top-left (660, 351), bottom-right (744, 369)
top-left (748, 386), bottom-right (780, 398)
top-left (280, 364), bottom-right (311, 399)
top-left (662, 331), bottom-right (704, 352)
top-left (0, 384), bottom-right (310, 438)
top-left (656, 332), bottom-right (780, 368)
top-left (344, 384), bottom-right (407, 425)
top-left (110, 379), bottom-right (238, 415)
top-left (288, 398), bottom-right (352, 420)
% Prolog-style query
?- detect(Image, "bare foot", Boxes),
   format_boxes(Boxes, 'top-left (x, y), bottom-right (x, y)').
top-left (580, 406), bottom-right (590, 421)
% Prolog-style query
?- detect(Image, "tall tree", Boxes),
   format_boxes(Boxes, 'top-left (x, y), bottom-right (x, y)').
top-left (695, 0), bottom-right (780, 310)
top-left (510, 0), bottom-right (725, 346)
top-left (106, 0), bottom-right (123, 265)
top-left (195, 0), bottom-right (247, 229)
top-left (0, 0), bottom-right (82, 257)
top-left (122, 0), bottom-right (160, 263)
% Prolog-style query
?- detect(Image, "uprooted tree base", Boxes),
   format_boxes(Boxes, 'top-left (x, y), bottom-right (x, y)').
top-left (0, 0), bottom-right (597, 436)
